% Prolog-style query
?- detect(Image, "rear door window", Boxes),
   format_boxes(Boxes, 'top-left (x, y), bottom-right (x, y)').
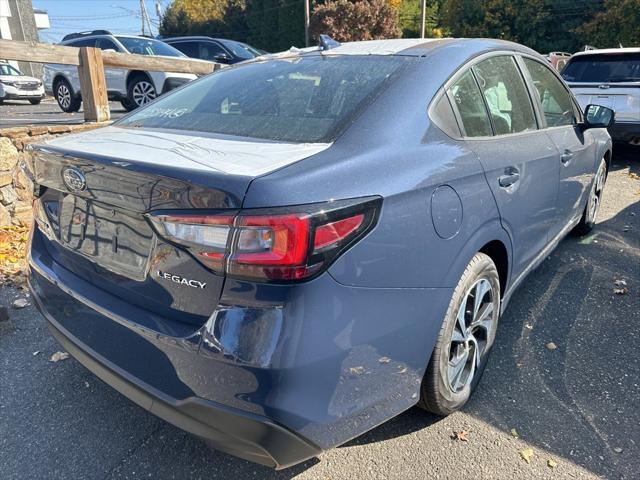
top-left (473, 56), bottom-right (537, 135)
top-left (523, 58), bottom-right (576, 127)
top-left (447, 70), bottom-right (492, 137)
top-left (562, 53), bottom-right (640, 83)
top-left (170, 41), bottom-right (199, 58)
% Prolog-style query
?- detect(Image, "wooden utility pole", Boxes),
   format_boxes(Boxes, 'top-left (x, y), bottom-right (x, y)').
top-left (304, 0), bottom-right (310, 47)
top-left (77, 47), bottom-right (110, 122)
top-left (420, 0), bottom-right (427, 38)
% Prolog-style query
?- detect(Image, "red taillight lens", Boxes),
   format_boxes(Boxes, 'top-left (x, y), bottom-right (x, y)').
top-left (313, 214), bottom-right (364, 251)
top-left (149, 197), bottom-right (381, 282)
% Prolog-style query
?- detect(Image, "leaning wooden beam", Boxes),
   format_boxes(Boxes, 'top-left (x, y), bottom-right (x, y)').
top-left (0, 39), bottom-right (219, 75)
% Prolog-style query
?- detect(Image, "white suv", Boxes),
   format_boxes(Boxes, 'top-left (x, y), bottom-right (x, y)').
top-left (562, 48), bottom-right (640, 146)
top-left (43, 30), bottom-right (198, 113)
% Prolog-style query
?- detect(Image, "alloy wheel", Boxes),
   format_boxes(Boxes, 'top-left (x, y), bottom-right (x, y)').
top-left (57, 84), bottom-right (71, 109)
top-left (447, 278), bottom-right (496, 393)
top-left (587, 161), bottom-right (606, 224)
top-left (132, 81), bottom-right (156, 106)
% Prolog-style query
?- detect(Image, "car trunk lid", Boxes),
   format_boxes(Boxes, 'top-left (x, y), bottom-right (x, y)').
top-left (29, 126), bottom-right (330, 326)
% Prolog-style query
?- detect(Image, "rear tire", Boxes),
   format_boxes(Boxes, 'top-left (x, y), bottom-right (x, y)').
top-left (418, 252), bottom-right (501, 416)
top-left (127, 74), bottom-right (156, 108)
top-left (54, 78), bottom-right (81, 113)
top-left (574, 157), bottom-right (607, 235)
top-left (120, 97), bottom-right (137, 112)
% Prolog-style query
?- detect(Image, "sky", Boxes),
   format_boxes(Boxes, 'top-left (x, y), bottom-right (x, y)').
top-left (33, 0), bottom-right (172, 43)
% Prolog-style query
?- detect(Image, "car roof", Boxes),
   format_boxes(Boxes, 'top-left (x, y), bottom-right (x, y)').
top-left (164, 36), bottom-right (236, 43)
top-left (260, 38), bottom-right (540, 60)
top-left (572, 47), bottom-right (640, 57)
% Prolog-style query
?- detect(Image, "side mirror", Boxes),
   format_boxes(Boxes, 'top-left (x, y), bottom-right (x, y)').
top-left (213, 53), bottom-right (230, 63)
top-left (583, 104), bottom-right (615, 129)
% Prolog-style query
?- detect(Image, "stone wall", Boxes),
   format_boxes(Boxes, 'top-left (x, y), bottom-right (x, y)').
top-left (0, 124), bottom-right (105, 226)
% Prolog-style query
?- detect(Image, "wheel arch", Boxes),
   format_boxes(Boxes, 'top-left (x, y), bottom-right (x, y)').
top-left (479, 240), bottom-right (509, 297)
top-left (126, 70), bottom-right (153, 89)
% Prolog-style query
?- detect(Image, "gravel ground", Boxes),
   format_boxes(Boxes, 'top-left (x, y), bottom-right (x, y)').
top-left (0, 150), bottom-right (638, 480)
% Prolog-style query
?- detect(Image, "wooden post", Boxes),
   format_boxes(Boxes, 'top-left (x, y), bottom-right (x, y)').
top-left (77, 47), bottom-right (110, 123)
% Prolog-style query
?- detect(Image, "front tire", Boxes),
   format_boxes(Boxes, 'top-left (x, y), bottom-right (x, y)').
top-left (574, 157), bottom-right (607, 235)
top-left (54, 78), bottom-right (81, 113)
top-left (419, 252), bottom-right (501, 416)
top-left (127, 75), bottom-right (156, 108)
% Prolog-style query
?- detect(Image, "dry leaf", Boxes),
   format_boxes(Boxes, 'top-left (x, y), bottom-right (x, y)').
top-left (378, 356), bottom-right (391, 364)
top-left (453, 430), bottom-right (469, 442)
top-left (511, 428), bottom-right (519, 438)
top-left (614, 287), bottom-right (628, 295)
top-left (613, 447), bottom-right (623, 454)
top-left (13, 298), bottom-right (29, 309)
top-left (520, 448), bottom-right (534, 464)
top-left (545, 342), bottom-right (557, 350)
top-left (349, 366), bottom-right (365, 375)
top-left (49, 351), bottom-right (70, 362)
top-left (32, 351), bottom-right (40, 356)
top-left (396, 366), bottom-right (408, 374)
top-left (614, 279), bottom-right (627, 287)
top-left (547, 459), bottom-right (558, 468)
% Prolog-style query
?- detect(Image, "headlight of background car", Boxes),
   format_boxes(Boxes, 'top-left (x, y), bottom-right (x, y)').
top-left (0, 80), bottom-right (16, 86)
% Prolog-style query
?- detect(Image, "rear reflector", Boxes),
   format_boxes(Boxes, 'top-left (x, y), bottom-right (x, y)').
top-left (149, 197), bottom-right (381, 282)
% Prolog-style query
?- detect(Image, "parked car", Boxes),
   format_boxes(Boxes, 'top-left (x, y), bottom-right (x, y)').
top-left (562, 48), bottom-right (640, 145)
top-left (163, 37), bottom-right (264, 64)
top-left (28, 38), bottom-right (613, 469)
top-left (43, 30), bottom-right (199, 113)
top-left (163, 36), bottom-right (263, 64)
top-left (0, 61), bottom-right (45, 104)
top-left (545, 51), bottom-right (572, 71)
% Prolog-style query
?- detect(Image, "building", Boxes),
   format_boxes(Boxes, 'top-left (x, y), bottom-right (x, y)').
top-left (0, 0), bottom-right (49, 77)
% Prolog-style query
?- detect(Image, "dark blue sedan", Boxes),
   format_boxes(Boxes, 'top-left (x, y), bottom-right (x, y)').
top-left (28, 38), bottom-right (613, 469)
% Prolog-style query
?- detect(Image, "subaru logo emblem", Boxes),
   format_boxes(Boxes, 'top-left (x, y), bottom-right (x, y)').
top-left (62, 166), bottom-right (86, 193)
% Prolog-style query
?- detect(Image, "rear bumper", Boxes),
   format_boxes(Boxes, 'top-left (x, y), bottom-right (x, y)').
top-left (609, 121), bottom-right (640, 145)
top-left (29, 266), bottom-right (321, 469)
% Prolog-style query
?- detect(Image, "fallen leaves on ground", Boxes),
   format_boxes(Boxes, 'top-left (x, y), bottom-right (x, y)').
top-left (613, 279), bottom-right (629, 295)
top-left (510, 428), bottom-right (519, 438)
top-left (12, 298), bottom-right (29, 309)
top-left (0, 226), bottom-right (30, 290)
top-left (520, 448), bottom-right (534, 464)
top-left (545, 342), bottom-right (558, 350)
top-left (452, 430), bottom-right (469, 442)
top-left (348, 366), bottom-right (365, 375)
top-left (49, 351), bottom-right (70, 362)
top-left (547, 459), bottom-right (558, 468)
top-left (378, 356), bottom-right (391, 364)
top-left (629, 172), bottom-right (640, 180)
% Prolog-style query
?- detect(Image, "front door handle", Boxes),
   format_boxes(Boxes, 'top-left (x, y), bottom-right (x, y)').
top-left (561, 150), bottom-right (574, 165)
top-left (498, 168), bottom-right (520, 188)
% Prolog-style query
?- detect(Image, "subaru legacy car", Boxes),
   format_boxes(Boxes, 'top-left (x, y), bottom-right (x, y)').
top-left (28, 38), bottom-right (613, 469)
top-left (43, 30), bottom-right (199, 112)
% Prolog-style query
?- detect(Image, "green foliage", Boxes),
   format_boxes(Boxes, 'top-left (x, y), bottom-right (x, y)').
top-left (309, 0), bottom-right (401, 42)
top-left (576, 0), bottom-right (640, 48)
top-left (399, 0), bottom-right (440, 38)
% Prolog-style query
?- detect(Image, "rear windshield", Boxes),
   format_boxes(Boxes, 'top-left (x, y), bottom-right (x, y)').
top-left (562, 53), bottom-right (640, 83)
top-left (116, 55), bottom-right (411, 143)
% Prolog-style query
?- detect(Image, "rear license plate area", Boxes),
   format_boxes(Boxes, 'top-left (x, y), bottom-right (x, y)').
top-left (58, 195), bottom-right (154, 280)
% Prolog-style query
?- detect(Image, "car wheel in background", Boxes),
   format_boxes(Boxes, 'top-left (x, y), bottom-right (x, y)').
top-left (419, 252), bottom-right (501, 416)
top-left (128, 75), bottom-right (156, 108)
top-left (120, 97), bottom-right (137, 112)
top-left (574, 157), bottom-right (608, 235)
top-left (54, 78), bottom-right (81, 113)
top-left (29, 99), bottom-right (41, 105)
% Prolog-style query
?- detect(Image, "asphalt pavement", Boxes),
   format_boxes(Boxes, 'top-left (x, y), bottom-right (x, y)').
top-left (0, 97), bottom-right (127, 128)
top-left (0, 151), bottom-right (638, 480)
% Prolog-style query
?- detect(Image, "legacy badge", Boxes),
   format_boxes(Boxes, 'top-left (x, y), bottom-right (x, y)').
top-left (157, 270), bottom-right (207, 289)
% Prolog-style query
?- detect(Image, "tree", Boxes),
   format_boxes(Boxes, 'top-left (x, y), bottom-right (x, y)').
top-left (309, 0), bottom-right (402, 43)
top-left (398, 0), bottom-right (441, 38)
top-left (577, 0), bottom-right (640, 48)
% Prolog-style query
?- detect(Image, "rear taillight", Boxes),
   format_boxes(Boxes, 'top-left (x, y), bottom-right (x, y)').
top-left (149, 197), bottom-right (381, 282)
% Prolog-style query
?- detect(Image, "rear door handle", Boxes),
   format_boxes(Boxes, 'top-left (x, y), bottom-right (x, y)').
top-left (498, 168), bottom-right (520, 188)
top-left (561, 150), bottom-right (574, 165)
